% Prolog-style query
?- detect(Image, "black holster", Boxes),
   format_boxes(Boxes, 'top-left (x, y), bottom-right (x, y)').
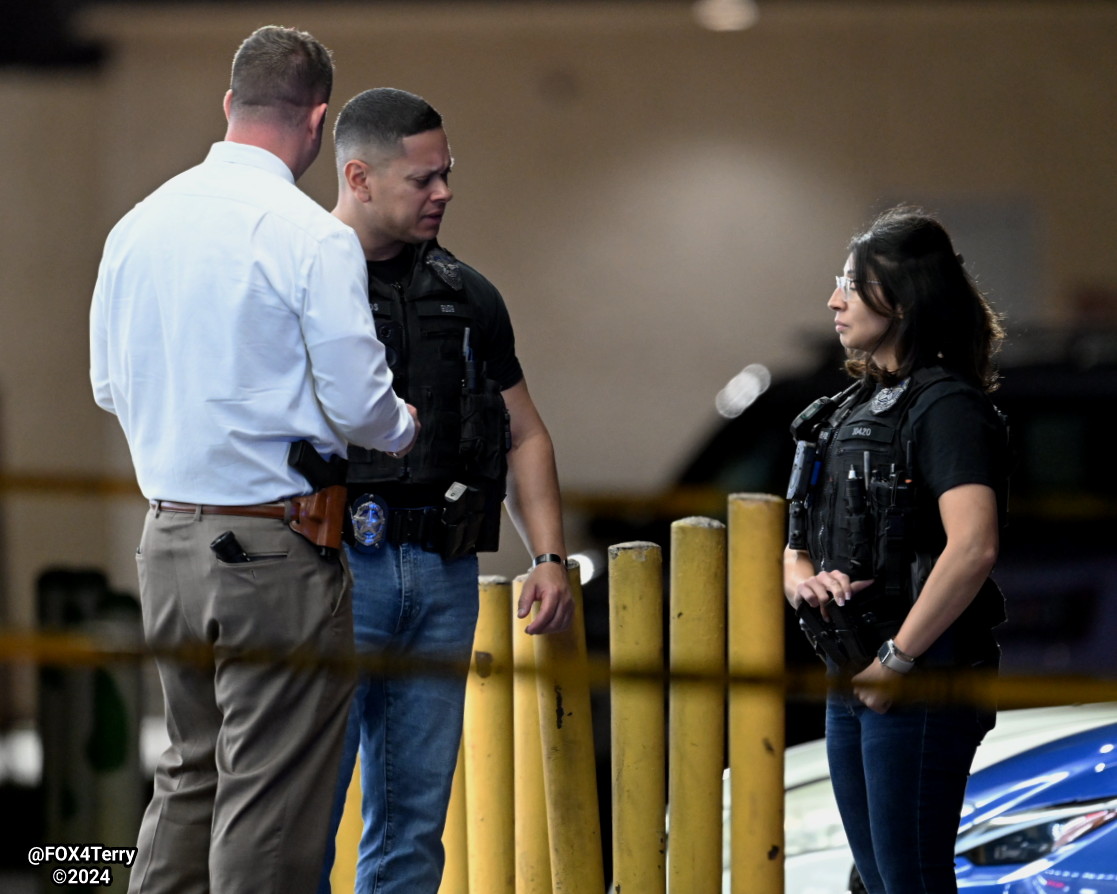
top-left (796, 586), bottom-right (907, 674)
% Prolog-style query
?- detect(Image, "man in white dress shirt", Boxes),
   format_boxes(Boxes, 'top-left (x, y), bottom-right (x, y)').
top-left (89, 26), bottom-right (417, 894)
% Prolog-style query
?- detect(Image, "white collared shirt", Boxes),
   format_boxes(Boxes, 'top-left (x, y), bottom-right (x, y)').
top-left (90, 141), bottom-right (414, 504)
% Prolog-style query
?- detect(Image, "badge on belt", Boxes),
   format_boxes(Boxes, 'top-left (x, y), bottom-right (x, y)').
top-left (350, 494), bottom-right (388, 546)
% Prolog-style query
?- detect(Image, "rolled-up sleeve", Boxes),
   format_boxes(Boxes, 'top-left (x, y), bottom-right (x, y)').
top-left (301, 228), bottom-right (415, 453)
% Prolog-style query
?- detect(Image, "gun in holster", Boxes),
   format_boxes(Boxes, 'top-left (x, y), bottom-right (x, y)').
top-left (287, 440), bottom-right (349, 557)
top-left (796, 602), bottom-right (854, 669)
top-left (796, 588), bottom-right (904, 675)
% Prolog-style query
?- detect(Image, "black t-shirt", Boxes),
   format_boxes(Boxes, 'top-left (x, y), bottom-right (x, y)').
top-left (367, 244), bottom-right (523, 392)
top-left (905, 380), bottom-right (1009, 552)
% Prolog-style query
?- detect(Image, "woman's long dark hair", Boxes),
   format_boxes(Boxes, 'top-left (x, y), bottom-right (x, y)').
top-left (845, 205), bottom-right (1004, 392)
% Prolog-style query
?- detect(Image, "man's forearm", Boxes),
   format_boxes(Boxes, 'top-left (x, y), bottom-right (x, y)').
top-left (504, 430), bottom-right (566, 559)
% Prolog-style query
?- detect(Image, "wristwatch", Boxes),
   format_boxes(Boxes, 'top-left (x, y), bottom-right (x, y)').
top-left (877, 638), bottom-right (916, 674)
top-left (532, 553), bottom-right (564, 568)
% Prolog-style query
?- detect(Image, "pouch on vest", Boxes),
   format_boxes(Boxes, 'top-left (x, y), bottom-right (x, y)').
top-left (460, 377), bottom-right (510, 482)
top-left (440, 482), bottom-right (487, 561)
top-left (827, 412), bottom-right (905, 583)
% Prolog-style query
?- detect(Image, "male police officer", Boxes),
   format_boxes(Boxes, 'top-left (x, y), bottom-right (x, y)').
top-left (319, 88), bottom-right (573, 893)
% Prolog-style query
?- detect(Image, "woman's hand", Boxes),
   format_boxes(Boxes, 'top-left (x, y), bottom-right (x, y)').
top-left (796, 570), bottom-right (876, 614)
top-left (785, 549), bottom-right (875, 621)
top-left (851, 659), bottom-right (902, 714)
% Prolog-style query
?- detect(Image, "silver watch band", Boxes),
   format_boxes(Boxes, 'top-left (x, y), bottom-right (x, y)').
top-left (878, 638), bottom-right (916, 674)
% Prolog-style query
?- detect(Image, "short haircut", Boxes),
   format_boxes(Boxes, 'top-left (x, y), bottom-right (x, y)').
top-left (228, 25), bottom-right (333, 126)
top-left (333, 88), bottom-right (443, 170)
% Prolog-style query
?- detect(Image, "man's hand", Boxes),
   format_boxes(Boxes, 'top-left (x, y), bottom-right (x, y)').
top-left (388, 404), bottom-right (421, 458)
top-left (517, 561), bottom-right (574, 635)
top-left (851, 659), bottom-right (902, 714)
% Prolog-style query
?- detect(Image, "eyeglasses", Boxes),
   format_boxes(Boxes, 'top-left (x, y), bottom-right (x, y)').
top-left (835, 274), bottom-right (881, 298)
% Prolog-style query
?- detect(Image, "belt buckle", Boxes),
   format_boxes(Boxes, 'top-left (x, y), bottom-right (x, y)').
top-left (350, 494), bottom-right (388, 547)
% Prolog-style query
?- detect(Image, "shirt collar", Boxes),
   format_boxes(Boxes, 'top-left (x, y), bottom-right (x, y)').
top-left (205, 141), bottom-right (295, 185)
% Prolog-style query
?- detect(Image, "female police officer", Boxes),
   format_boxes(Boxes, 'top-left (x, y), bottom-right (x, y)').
top-left (783, 205), bottom-right (1008, 893)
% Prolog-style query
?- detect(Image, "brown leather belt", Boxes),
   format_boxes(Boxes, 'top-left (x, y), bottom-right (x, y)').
top-left (152, 486), bottom-right (348, 557)
top-left (152, 500), bottom-right (290, 521)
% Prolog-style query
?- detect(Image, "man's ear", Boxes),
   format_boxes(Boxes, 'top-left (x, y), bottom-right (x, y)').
top-left (309, 102), bottom-right (328, 139)
top-left (223, 90), bottom-right (234, 121)
top-left (343, 159), bottom-right (371, 198)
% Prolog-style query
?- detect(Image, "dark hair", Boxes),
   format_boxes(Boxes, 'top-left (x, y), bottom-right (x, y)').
top-left (845, 205), bottom-right (1004, 392)
top-left (228, 26), bottom-right (333, 125)
top-left (333, 88), bottom-right (443, 168)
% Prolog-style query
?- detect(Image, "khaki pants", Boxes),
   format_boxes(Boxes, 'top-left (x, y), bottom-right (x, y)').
top-left (128, 508), bottom-right (355, 894)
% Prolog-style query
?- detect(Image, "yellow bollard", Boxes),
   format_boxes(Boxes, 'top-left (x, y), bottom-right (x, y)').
top-left (438, 742), bottom-right (469, 894)
top-left (608, 541), bottom-right (666, 894)
top-left (534, 561), bottom-right (605, 894)
top-left (330, 763), bottom-right (362, 893)
top-left (463, 575), bottom-right (516, 894)
top-left (668, 518), bottom-right (727, 894)
top-left (512, 574), bottom-right (552, 894)
top-left (727, 494), bottom-right (786, 894)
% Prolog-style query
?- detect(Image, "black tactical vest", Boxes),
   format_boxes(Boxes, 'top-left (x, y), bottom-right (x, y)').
top-left (806, 372), bottom-right (940, 585)
top-left (347, 244), bottom-right (509, 548)
top-left (799, 368), bottom-right (1007, 661)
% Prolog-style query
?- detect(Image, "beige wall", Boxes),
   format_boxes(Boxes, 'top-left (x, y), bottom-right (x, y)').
top-left (2, 1), bottom-right (1116, 715)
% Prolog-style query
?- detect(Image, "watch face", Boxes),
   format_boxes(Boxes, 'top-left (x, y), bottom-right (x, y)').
top-left (879, 639), bottom-right (913, 672)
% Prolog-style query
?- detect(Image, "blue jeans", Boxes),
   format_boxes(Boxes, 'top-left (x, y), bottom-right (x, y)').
top-left (319, 542), bottom-right (479, 894)
top-left (825, 691), bottom-right (994, 894)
